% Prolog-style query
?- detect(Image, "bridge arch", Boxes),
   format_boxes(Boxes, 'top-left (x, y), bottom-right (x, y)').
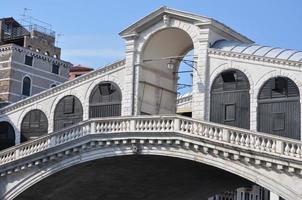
top-left (20, 109), bottom-right (48, 142)
top-left (0, 121), bottom-right (15, 150)
top-left (210, 68), bottom-right (250, 129)
top-left (138, 27), bottom-right (196, 114)
top-left (53, 95), bottom-right (83, 131)
top-left (7, 143), bottom-right (296, 200)
top-left (88, 81), bottom-right (122, 118)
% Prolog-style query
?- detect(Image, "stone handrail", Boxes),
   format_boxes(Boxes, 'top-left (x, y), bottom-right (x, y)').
top-left (0, 115), bottom-right (302, 168)
top-left (0, 59), bottom-right (125, 115)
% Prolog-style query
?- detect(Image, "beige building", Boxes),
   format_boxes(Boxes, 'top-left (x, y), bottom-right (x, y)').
top-left (0, 17), bottom-right (72, 107)
top-left (69, 65), bottom-right (93, 80)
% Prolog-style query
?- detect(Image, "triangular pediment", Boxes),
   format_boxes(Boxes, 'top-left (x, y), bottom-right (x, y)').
top-left (119, 6), bottom-right (253, 44)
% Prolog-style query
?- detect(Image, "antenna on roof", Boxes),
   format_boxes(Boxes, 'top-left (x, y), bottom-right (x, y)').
top-left (22, 8), bottom-right (32, 17)
top-left (56, 33), bottom-right (63, 46)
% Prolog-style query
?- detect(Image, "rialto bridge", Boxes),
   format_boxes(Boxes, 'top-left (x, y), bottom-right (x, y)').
top-left (0, 7), bottom-right (302, 200)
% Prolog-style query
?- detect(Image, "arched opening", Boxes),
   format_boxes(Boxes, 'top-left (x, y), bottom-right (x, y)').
top-left (140, 28), bottom-right (194, 115)
top-left (0, 121), bottom-right (15, 150)
top-left (257, 77), bottom-right (300, 139)
top-left (210, 69), bottom-right (250, 129)
top-left (53, 95), bottom-right (83, 131)
top-left (21, 109), bottom-right (48, 142)
top-left (16, 156), bottom-right (257, 200)
top-left (22, 76), bottom-right (31, 97)
top-left (89, 82), bottom-right (122, 118)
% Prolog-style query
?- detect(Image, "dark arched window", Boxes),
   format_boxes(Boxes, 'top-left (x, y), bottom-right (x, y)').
top-left (22, 76), bottom-right (31, 96)
top-left (258, 77), bottom-right (300, 139)
top-left (54, 95), bottom-right (83, 131)
top-left (21, 109), bottom-right (48, 142)
top-left (89, 82), bottom-right (121, 118)
top-left (210, 69), bottom-right (250, 129)
top-left (0, 121), bottom-right (15, 150)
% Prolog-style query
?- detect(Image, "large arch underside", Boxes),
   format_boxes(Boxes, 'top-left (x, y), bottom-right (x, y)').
top-left (16, 155), bottom-right (252, 200)
top-left (139, 28), bottom-right (194, 115)
top-left (5, 139), bottom-right (297, 200)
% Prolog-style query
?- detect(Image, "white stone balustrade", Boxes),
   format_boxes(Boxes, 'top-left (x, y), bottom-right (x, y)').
top-left (0, 115), bottom-right (302, 168)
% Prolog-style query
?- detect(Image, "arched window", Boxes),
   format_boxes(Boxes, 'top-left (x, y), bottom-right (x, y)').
top-left (54, 95), bottom-right (83, 131)
top-left (257, 77), bottom-right (300, 139)
top-left (51, 84), bottom-right (56, 88)
top-left (22, 76), bottom-right (31, 96)
top-left (89, 82), bottom-right (122, 118)
top-left (21, 109), bottom-right (48, 142)
top-left (0, 121), bottom-right (15, 150)
top-left (210, 69), bottom-right (250, 129)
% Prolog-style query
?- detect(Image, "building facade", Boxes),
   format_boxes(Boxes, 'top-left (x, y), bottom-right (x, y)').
top-left (0, 17), bottom-right (72, 107)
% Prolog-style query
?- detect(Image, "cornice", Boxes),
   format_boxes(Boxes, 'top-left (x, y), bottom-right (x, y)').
top-left (208, 48), bottom-right (302, 68)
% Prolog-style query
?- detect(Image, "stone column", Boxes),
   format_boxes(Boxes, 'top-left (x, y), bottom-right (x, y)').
top-left (121, 36), bottom-right (137, 116)
top-left (192, 28), bottom-right (210, 120)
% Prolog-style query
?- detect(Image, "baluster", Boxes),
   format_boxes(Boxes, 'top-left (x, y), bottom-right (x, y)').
top-left (245, 134), bottom-right (250, 147)
top-left (148, 120), bottom-right (152, 131)
top-left (204, 126), bottom-right (209, 137)
top-left (180, 120), bottom-right (184, 132)
top-left (284, 143), bottom-right (290, 155)
top-left (213, 128), bottom-right (218, 140)
top-left (295, 145), bottom-right (301, 158)
top-left (271, 140), bottom-right (276, 153)
top-left (230, 132), bottom-right (235, 143)
top-left (260, 139), bottom-right (266, 151)
top-left (235, 133), bottom-right (240, 145)
top-left (240, 134), bottom-right (245, 145)
top-left (266, 139), bottom-right (272, 152)
top-left (290, 144), bottom-right (296, 157)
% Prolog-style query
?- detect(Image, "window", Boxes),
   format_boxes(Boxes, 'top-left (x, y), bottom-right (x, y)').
top-left (52, 64), bottom-right (59, 74)
top-left (24, 55), bottom-right (33, 66)
top-left (272, 112), bottom-right (285, 131)
top-left (224, 104), bottom-right (236, 121)
top-left (22, 77), bottom-right (31, 96)
top-left (272, 77), bottom-right (287, 95)
top-left (221, 71), bottom-right (236, 83)
top-left (36, 48), bottom-right (40, 53)
top-left (44, 51), bottom-right (50, 56)
top-left (51, 84), bottom-right (56, 88)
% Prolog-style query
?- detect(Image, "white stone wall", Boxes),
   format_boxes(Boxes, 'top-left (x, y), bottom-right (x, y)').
top-left (207, 53), bottom-right (302, 134)
top-left (0, 61), bottom-right (126, 144)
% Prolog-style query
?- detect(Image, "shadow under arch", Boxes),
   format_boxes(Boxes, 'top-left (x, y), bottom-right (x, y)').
top-left (53, 95), bottom-right (83, 131)
top-left (20, 109), bottom-right (48, 142)
top-left (0, 121), bottom-right (15, 150)
top-left (257, 76), bottom-right (301, 139)
top-left (210, 68), bottom-right (250, 129)
top-left (139, 27), bottom-right (195, 115)
top-left (89, 81), bottom-right (122, 118)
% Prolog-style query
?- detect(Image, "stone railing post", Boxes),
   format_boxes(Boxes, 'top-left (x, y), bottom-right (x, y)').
top-left (130, 119), bottom-right (136, 132)
top-left (222, 128), bottom-right (230, 142)
top-left (174, 118), bottom-right (180, 132)
top-left (275, 140), bottom-right (284, 154)
top-left (15, 149), bottom-right (20, 160)
top-left (49, 135), bottom-right (56, 147)
top-left (90, 121), bottom-right (96, 134)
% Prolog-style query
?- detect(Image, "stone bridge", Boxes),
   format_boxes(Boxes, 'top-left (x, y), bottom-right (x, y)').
top-left (0, 115), bottom-right (302, 199)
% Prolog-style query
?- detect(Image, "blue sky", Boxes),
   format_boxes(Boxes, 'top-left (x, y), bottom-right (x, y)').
top-left (1, 0), bottom-right (302, 69)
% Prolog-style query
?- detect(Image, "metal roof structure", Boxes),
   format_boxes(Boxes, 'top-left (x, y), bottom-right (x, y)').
top-left (212, 40), bottom-right (302, 63)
